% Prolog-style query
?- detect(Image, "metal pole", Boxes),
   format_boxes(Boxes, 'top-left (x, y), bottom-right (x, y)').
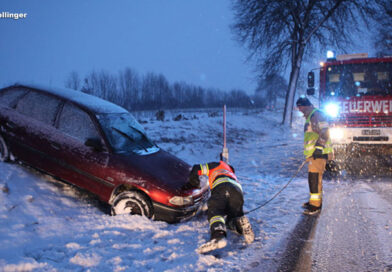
top-left (222, 105), bottom-right (229, 162)
top-left (223, 105), bottom-right (226, 149)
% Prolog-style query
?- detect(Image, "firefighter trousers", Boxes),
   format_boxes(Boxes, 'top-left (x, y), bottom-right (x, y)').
top-left (306, 157), bottom-right (326, 208)
top-left (207, 182), bottom-right (244, 239)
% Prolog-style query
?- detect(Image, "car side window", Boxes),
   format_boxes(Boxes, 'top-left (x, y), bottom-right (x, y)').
top-left (15, 91), bottom-right (62, 125)
top-left (0, 88), bottom-right (27, 108)
top-left (58, 103), bottom-right (100, 143)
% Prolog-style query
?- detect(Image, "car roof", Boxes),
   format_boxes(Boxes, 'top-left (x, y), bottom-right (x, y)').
top-left (2, 83), bottom-right (128, 114)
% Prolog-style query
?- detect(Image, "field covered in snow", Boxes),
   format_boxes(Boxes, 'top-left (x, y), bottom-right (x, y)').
top-left (0, 108), bottom-right (391, 271)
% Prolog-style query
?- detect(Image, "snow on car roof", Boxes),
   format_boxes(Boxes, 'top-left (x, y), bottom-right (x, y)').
top-left (5, 83), bottom-right (128, 114)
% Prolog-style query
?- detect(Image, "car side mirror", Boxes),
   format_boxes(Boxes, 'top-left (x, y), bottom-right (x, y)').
top-left (85, 138), bottom-right (103, 152)
top-left (308, 71), bottom-right (315, 88)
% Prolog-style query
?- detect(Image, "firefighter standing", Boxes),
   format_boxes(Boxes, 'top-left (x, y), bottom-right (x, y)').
top-left (296, 97), bottom-right (332, 215)
top-left (188, 159), bottom-right (254, 254)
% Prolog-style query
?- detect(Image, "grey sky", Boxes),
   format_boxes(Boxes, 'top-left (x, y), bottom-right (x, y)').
top-left (0, 0), bottom-right (257, 93)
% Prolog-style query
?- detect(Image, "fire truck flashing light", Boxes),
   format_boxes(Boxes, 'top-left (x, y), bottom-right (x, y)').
top-left (335, 53), bottom-right (368, 61)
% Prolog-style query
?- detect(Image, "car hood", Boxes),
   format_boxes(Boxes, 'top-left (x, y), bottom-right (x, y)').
top-left (112, 149), bottom-right (192, 194)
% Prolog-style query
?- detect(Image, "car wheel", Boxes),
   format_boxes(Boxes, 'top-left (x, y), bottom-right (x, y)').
top-left (111, 191), bottom-right (153, 218)
top-left (0, 135), bottom-right (10, 162)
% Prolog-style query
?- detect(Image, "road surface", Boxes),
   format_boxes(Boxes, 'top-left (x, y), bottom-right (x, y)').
top-left (277, 177), bottom-right (392, 272)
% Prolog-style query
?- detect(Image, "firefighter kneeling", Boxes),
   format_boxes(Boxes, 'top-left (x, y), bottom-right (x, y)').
top-left (296, 97), bottom-right (333, 215)
top-left (188, 159), bottom-right (254, 254)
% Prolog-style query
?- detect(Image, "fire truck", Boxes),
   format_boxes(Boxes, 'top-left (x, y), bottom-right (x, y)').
top-left (307, 52), bottom-right (392, 171)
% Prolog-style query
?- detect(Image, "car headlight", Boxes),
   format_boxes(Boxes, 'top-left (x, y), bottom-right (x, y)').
top-left (329, 128), bottom-right (344, 141)
top-left (169, 195), bottom-right (193, 206)
top-left (324, 103), bottom-right (339, 118)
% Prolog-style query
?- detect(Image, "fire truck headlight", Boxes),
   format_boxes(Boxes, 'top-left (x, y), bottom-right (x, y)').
top-left (329, 128), bottom-right (344, 141)
top-left (324, 103), bottom-right (339, 118)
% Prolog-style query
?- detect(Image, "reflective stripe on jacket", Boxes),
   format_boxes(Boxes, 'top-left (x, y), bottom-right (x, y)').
top-left (198, 161), bottom-right (242, 191)
top-left (304, 109), bottom-right (332, 158)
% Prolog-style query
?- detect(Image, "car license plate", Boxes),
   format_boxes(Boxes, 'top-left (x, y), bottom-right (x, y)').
top-left (361, 129), bottom-right (381, 136)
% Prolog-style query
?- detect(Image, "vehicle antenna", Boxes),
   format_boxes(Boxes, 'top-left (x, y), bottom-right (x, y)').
top-left (221, 105), bottom-right (229, 163)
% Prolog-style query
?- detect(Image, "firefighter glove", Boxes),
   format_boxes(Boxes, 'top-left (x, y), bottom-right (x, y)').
top-left (312, 146), bottom-right (324, 159)
top-left (187, 165), bottom-right (201, 188)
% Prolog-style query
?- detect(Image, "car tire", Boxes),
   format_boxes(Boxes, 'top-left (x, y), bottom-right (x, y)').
top-left (0, 135), bottom-right (10, 162)
top-left (111, 191), bottom-right (153, 218)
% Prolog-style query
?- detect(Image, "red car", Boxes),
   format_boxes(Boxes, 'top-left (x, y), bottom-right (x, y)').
top-left (0, 83), bottom-right (208, 223)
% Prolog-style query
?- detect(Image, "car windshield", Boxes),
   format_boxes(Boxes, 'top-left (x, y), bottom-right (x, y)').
top-left (325, 62), bottom-right (392, 97)
top-left (97, 113), bottom-right (159, 155)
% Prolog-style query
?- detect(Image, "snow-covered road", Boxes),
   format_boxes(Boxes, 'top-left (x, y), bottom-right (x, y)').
top-left (0, 109), bottom-right (391, 271)
top-left (273, 177), bottom-right (392, 272)
top-left (311, 179), bottom-right (392, 271)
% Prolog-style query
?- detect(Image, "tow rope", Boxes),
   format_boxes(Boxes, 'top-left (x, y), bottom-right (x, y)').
top-left (244, 160), bottom-right (307, 215)
top-left (220, 106), bottom-right (306, 214)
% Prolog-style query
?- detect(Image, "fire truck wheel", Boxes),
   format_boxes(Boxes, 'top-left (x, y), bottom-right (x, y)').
top-left (111, 191), bottom-right (153, 218)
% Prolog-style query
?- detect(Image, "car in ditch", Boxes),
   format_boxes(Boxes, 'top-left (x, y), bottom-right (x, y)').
top-left (0, 83), bottom-right (209, 223)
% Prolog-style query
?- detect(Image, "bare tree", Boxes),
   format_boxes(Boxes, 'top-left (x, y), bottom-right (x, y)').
top-left (227, 89), bottom-right (252, 107)
top-left (256, 73), bottom-right (288, 109)
top-left (81, 71), bottom-right (99, 95)
top-left (118, 67), bottom-right (140, 110)
top-left (141, 72), bottom-right (156, 108)
top-left (156, 74), bottom-right (171, 108)
top-left (172, 81), bottom-right (187, 107)
top-left (374, 1), bottom-right (392, 57)
top-left (99, 71), bottom-right (118, 103)
top-left (82, 71), bottom-right (117, 104)
top-left (232, 0), bottom-right (384, 126)
top-left (65, 71), bottom-right (81, 90)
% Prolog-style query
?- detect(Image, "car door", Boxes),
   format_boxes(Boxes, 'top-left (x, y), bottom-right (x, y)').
top-left (7, 90), bottom-right (63, 172)
top-left (52, 102), bottom-right (113, 197)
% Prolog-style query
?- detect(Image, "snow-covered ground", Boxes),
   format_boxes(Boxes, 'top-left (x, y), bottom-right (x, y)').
top-left (0, 108), bottom-right (391, 271)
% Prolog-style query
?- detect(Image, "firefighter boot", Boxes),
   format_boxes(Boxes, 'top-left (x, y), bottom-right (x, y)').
top-left (226, 217), bottom-right (238, 232)
top-left (196, 232), bottom-right (227, 254)
top-left (302, 201), bottom-right (322, 210)
top-left (303, 204), bottom-right (322, 215)
top-left (303, 172), bottom-right (322, 215)
top-left (197, 222), bottom-right (227, 254)
top-left (302, 202), bottom-right (311, 209)
top-left (236, 216), bottom-right (255, 244)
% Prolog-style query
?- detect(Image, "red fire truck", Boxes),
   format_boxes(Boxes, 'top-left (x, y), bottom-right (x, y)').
top-left (307, 52), bottom-right (392, 171)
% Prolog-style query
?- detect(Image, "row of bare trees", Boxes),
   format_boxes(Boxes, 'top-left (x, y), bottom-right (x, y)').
top-left (374, 1), bottom-right (392, 57)
top-left (65, 68), bottom-right (254, 111)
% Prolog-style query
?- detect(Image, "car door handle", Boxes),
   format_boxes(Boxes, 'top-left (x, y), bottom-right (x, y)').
top-left (50, 142), bottom-right (61, 150)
